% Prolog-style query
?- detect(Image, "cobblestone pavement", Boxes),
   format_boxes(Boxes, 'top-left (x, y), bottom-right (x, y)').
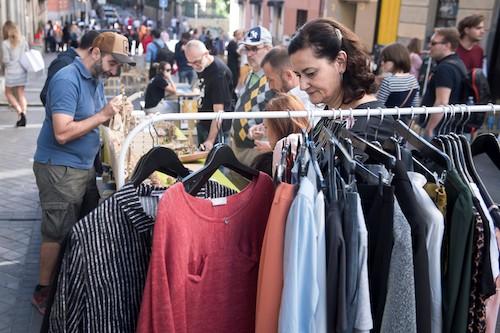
top-left (0, 107), bottom-right (45, 333)
top-left (0, 53), bottom-right (51, 332)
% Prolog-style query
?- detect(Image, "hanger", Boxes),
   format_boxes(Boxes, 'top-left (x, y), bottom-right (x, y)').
top-left (449, 105), bottom-right (473, 182)
top-left (458, 103), bottom-right (472, 134)
top-left (438, 106), bottom-right (459, 170)
top-left (393, 117), bottom-right (452, 172)
top-left (374, 107), bottom-right (385, 142)
top-left (422, 106), bottom-right (429, 130)
top-left (383, 106), bottom-right (402, 160)
top-left (182, 143), bottom-right (259, 195)
top-left (406, 105), bottom-right (417, 130)
top-left (339, 126), bottom-right (396, 171)
top-left (471, 133), bottom-right (500, 169)
top-left (436, 105), bottom-right (448, 136)
top-left (471, 104), bottom-right (500, 169)
top-left (274, 137), bottom-right (291, 184)
top-left (460, 131), bottom-right (500, 226)
top-left (332, 131), bottom-right (384, 186)
top-left (305, 109), bottom-right (327, 191)
top-left (130, 147), bottom-right (191, 187)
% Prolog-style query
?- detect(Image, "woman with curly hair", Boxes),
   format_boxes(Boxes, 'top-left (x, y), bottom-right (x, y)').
top-left (288, 18), bottom-right (394, 142)
top-left (2, 20), bottom-right (29, 126)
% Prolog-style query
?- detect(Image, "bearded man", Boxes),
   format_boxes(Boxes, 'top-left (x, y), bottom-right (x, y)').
top-left (31, 32), bottom-right (135, 315)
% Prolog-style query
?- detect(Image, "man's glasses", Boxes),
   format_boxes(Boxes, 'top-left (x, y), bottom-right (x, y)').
top-left (242, 45), bottom-right (265, 54)
top-left (430, 40), bottom-right (447, 46)
top-left (187, 54), bottom-right (206, 66)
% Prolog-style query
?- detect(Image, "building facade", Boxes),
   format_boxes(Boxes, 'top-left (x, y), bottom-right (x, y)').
top-left (323, 0), bottom-right (379, 53)
top-left (0, 0), bottom-right (47, 44)
top-left (47, 0), bottom-right (90, 24)
top-left (231, 0), bottom-right (321, 44)
top-left (393, 0), bottom-right (497, 47)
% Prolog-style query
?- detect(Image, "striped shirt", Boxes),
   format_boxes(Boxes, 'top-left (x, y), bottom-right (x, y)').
top-left (377, 74), bottom-right (420, 108)
top-left (49, 181), bottom-right (236, 333)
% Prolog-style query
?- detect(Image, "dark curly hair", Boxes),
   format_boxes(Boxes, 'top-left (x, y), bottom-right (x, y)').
top-left (288, 18), bottom-right (376, 105)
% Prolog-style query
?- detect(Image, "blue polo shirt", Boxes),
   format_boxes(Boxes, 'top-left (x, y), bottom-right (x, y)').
top-left (34, 57), bottom-right (106, 169)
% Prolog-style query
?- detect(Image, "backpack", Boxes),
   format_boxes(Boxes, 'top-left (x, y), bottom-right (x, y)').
top-left (152, 41), bottom-right (175, 65)
top-left (444, 58), bottom-right (492, 130)
top-left (149, 41), bottom-right (175, 79)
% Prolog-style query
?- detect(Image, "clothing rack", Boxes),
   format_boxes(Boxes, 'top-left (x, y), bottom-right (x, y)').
top-left (116, 104), bottom-right (500, 189)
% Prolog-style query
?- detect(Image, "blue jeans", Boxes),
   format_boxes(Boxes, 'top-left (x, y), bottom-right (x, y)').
top-left (178, 69), bottom-right (196, 84)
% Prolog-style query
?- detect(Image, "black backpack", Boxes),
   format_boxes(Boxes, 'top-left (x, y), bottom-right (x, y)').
top-left (149, 41), bottom-right (175, 79)
top-left (444, 58), bottom-right (492, 130)
top-left (153, 41), bottom-right (175, 64)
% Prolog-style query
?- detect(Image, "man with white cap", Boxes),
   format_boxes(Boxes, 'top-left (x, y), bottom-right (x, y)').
top-left (230, 26), bottom-right (275, 168)
top-left (31, 32), bottom-right (135, 315)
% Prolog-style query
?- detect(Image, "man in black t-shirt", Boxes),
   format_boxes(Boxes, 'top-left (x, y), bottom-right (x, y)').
top-left (421, 27), bottom-right (466, 137)
top-left (185, 39), bottom-right (234, 150)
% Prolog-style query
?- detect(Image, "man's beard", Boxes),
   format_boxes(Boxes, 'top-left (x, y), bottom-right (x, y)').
top-left (92, 59), bottom-right (118, 79)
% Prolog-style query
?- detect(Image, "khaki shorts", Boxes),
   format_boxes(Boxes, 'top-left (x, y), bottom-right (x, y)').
top-left (33, 162), bottom-right (96, 243)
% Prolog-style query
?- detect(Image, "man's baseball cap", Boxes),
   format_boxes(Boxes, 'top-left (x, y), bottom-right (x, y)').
top-left (240, 26), bottom-right (272, 46)
top-left (91, 32), bottom-right (136, 66)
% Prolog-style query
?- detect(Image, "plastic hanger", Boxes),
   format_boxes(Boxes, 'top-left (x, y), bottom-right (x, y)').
top-left (374, 107), bottom-right (385, 142)
top-left (130, 147), bottom-right (190, 187)
top-left (339, 127), bottom-right (396, 171)
top-left (393, 117), bottom-right (452, 172)
top-left (182, 143), bottom-right (259, 195)
top-left (460, 132), bottom-right (500, 226)
top-left (336, 134), bottom-right (383, 186)
top-left (449, 105), bottom-right (473, 182)
top-left (470, 104), bottom-right (500, 169)
top-left (305, 109), bottom-right (327, 191)
top-left (274, 138), bottom-right (289, 184)
top-left (471, 133), bottom-right (500, 169)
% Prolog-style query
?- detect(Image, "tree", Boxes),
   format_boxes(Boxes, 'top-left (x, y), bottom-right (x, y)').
top-left (213, 0), bottom-right (229, 17)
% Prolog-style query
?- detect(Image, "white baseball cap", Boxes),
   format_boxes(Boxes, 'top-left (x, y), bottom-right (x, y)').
top-left (240, 26), bottom-right (273, 46)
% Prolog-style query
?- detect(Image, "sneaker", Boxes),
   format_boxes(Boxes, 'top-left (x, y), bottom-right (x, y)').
top-left (31, 285), bottom-right (50, 315)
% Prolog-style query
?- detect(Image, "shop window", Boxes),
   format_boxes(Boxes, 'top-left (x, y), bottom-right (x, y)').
top-left (296, 9), bottom-right (307, 30)
top-left (435, 0), bottom-right (459, 27)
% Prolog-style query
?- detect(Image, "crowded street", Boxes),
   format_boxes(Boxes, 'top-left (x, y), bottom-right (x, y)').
top-left (1, 0), bottom-right (500, 332)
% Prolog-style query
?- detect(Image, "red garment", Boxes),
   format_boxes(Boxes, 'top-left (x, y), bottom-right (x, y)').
top-left (137, 173), bottom-right (274, 333)
top-left (456, 43), bottom-right (484, 72)
top-left (142, 35), bottom-right (153, 53)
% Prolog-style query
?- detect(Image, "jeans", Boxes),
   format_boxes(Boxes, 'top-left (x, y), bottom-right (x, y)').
top-left (178, 69), bottom-right (196, 84)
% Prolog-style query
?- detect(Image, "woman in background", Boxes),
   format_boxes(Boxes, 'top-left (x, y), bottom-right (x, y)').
top-left (407, 38), bottom-right (423, 80)
top-left (2, 21), bottom-right (29, 126)
top-left (263, 93), bottom-right (310, 176)
top-left (377, 43), bottom-right (420, 114)
top-left (144, 61), bottom-right (177, 114)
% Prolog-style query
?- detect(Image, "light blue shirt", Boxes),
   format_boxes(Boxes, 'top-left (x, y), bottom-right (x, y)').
top-left (146, 38), bottom-right (165, 63)
top-left (34, 57), bottom-right (106, 169)
top-left (279, 159), bottom-right (327, 333)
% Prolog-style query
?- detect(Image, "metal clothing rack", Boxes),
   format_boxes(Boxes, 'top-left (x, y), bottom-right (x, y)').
top-left (115, 104), bottom-right (500, 189)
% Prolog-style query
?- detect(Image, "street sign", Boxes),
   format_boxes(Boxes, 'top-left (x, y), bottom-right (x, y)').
top-left (159, 0), bottom-right (168, 8)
